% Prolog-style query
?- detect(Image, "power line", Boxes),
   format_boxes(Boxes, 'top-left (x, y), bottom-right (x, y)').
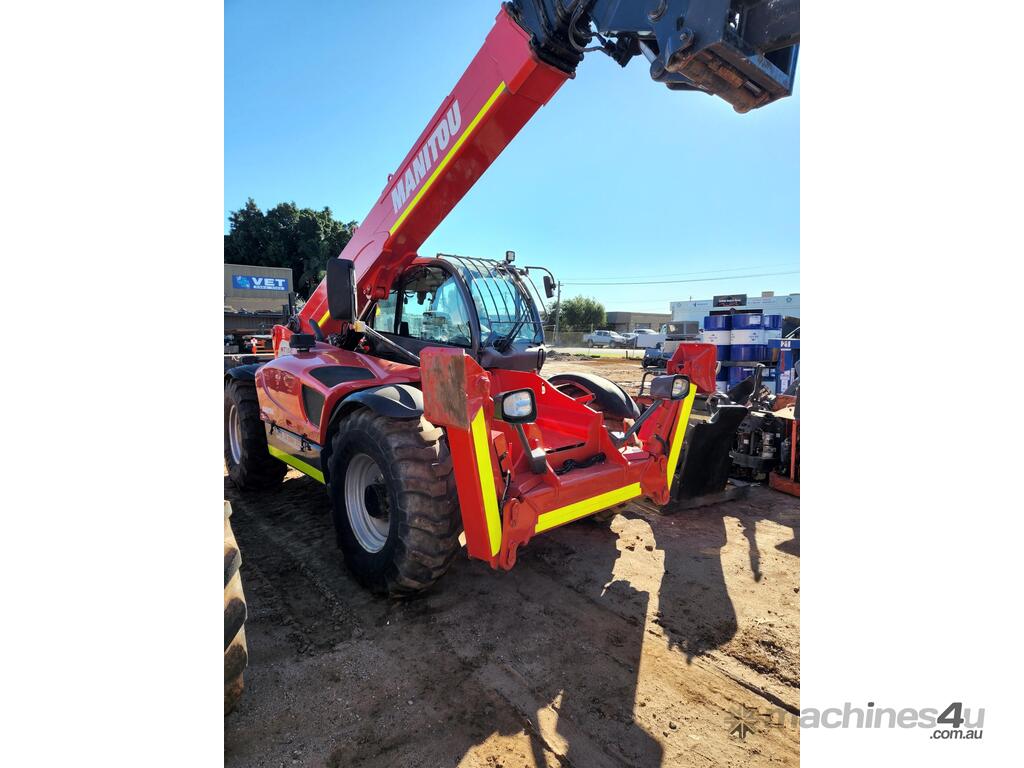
top-left (602, 298), bottom-right (712, 306)
top-left (560, 262), bottom-right (798, 283)
top-left (563, 270), bottom-right (799, 287)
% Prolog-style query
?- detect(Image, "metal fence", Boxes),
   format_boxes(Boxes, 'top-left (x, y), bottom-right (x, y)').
top-left (541, 328), bottom-right (643, 349)
top-left (547, 330), bottom-right (589, 347)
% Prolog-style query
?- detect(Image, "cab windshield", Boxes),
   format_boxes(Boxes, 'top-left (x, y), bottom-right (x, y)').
top-left (441, 255), bottom-right (543, 347)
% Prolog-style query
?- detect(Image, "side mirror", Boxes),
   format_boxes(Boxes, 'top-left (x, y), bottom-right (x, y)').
top-left (494, 389), bottom-right (537, 424)
top-left (543, 275), bottom-right (555, 299)
top-left (650, 374), bottom-right (692, 401)
top-left (326, 259), bottom-right (357, 322)
top-left (493, 388), bottom-right (546, 475)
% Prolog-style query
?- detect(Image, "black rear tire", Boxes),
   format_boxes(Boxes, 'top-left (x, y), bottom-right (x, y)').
top-left (548, 372), bottom-right (641, 421)
top-left (224, 379), bottom-right (286, 491)
top-left (326, 409), bottom-right (460, 596)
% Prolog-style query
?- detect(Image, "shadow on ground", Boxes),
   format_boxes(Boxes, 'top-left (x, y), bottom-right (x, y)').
top-left (225, 473), bottom-right (799, 768)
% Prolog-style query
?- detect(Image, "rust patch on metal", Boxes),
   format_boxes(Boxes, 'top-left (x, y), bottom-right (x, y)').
top-left (421, 349), bottom-right (470, 430)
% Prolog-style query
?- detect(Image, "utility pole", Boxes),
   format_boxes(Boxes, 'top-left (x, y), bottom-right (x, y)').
top-left (553, 280), bottom-right (562, 346)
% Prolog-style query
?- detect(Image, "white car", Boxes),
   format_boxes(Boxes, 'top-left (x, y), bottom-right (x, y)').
top-left (630, 328), bottom-right (664, 348)
top-left (583, 329), bottom-right (627, 348)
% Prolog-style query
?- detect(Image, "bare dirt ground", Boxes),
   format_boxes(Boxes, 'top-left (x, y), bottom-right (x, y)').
top-left (225, 356), bottom-right (799, 768)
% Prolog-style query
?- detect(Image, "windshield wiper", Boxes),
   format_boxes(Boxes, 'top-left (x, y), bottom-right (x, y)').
top-left (491, 268), bottom-right (534, 353)
top-left (493, 297), bottom-right (530, 353)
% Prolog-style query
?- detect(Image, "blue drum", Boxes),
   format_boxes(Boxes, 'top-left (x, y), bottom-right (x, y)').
top-left (703, 314), bottom-right (732, 331)
top-left (731, 315), bottom-right (767, 362)
top-left (728, 365), bottom-right (754, 386)
top-left (699, 328), bottom-right (731, 362)
top-left (731, 314), bottom-right (764, 330)
top-left (730, 344), bottom-right (768, 361)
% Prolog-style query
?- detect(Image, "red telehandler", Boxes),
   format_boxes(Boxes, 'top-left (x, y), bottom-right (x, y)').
top-left (225, 0), bottom-right (799, 595)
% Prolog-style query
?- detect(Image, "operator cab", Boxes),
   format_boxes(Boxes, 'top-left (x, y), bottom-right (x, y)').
top-left (355, 254), bottom-right (549, 372)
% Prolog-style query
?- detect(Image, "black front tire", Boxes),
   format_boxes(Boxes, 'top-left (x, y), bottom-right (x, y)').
top-left (224, 379), bottom-right (287, 491)
top-left (326, 409), bottom-right (460, 596)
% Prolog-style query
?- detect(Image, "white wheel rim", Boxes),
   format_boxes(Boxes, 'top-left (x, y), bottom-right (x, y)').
top-left (345, 454), bottom-right (390, 553)
top-left (228, 404), bottom-right (243, 464)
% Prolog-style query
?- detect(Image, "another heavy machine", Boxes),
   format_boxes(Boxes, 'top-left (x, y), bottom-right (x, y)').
top-left (225, 0), bottom-right (799, 595)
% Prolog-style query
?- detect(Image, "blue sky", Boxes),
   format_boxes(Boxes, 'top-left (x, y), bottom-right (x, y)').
top-left (225, 1), bottom-right (799, 312)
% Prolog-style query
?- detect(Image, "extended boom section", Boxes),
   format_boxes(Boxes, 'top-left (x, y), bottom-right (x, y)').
top-left (289, 10), bottom-right (570, 347)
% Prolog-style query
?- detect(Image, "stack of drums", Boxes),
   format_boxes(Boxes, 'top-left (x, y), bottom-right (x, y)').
top-left (700, 315), bottom-right (731, 391)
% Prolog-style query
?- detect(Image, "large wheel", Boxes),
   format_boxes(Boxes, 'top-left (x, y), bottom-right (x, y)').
top-left (224, 502), bottom-right (247, 715)
top-left (326, 409), bottom-right (460, 596)
top-left (224, 378), bottom-right (286, 490)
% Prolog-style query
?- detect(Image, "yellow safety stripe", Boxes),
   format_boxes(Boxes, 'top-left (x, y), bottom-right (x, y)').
top-left (389, 81), bottom-right (508, 236)
top-left (665, 384), bottom-right (697, 486)
top-left (470, 407), bottom-right (503, 556)
top-left (318, 309), bottom-right (331, 329)
top-left (268, 445), bottom-right (325, 484)
top-left (535, 483), bottom-right (642, 533)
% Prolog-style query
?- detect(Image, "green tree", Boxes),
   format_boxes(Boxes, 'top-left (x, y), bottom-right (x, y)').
top-left (224, 198), bottom-right (357, 298)
top-left (558, 295), bottom-right (605, 331)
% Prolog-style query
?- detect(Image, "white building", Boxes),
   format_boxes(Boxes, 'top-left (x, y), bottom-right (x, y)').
top-left (670, 291), bottom-right (800, 326)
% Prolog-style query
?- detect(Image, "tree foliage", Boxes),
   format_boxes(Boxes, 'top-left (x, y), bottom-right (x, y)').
top-left (224, 198), bottom-right (357, 298)
top-left (555, 295), bottom-right (606, 331)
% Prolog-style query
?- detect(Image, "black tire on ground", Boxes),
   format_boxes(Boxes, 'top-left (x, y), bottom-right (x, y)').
top-left (224, 378), bottom-right (286, 491)
top-left (326, 409), bottom-right (460, 596)
top-left (224, 502), bottom-right (247, 715)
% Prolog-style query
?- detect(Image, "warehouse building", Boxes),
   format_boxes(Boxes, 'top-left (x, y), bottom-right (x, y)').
top-left (224, 264), bottom-right (294, 342)
top-left (224, 264), bottom-right (293, 313)
top-left (605, 311), bottom-right (671, 333)
top-left (670, 291), bottom-right (799, 326)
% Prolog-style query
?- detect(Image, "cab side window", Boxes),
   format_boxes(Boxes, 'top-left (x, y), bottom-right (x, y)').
top-left (371, 290), bottom-right (399, 333)
top-left (399, 266), bottom-right (472, 347)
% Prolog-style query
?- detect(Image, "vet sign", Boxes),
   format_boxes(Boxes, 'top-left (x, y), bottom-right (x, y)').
top-left (232, 275), bottom-right (289, 291)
